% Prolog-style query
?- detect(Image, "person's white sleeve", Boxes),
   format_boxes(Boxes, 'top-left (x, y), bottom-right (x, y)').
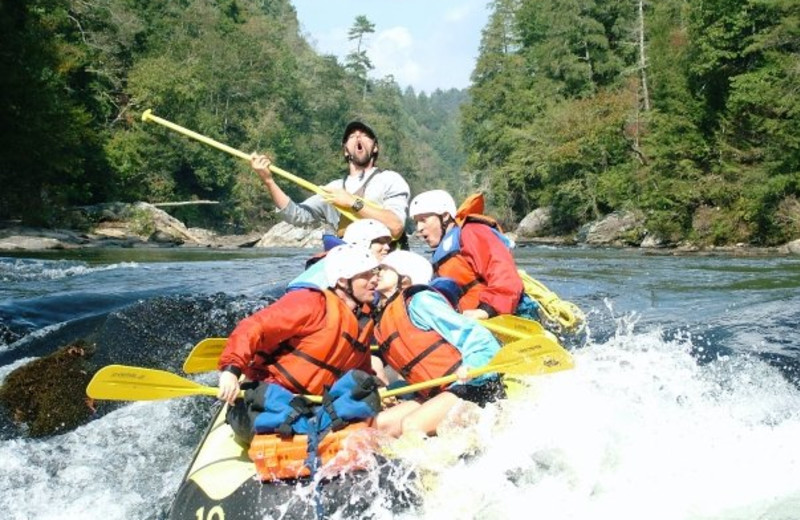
top-left (364, 170), bottom-right (410, 223)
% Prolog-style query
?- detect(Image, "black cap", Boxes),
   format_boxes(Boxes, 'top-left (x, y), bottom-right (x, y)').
top-left (342, 121), bottom-right (377, 144)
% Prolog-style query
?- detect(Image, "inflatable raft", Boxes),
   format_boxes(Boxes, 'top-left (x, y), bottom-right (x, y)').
top-left (166, 375), bottom-right (540, 519)
top-left (167, 403), bottom-right (420, 520)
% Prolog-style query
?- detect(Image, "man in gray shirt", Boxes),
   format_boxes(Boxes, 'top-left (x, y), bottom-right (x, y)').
top-left (250, 121), bottom-right (410, 241)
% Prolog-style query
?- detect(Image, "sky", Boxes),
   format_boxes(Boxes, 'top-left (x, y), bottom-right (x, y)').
top-left (290, 0), bottom-right (491, 94)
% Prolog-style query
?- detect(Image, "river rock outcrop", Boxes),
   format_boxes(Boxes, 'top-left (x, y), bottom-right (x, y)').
top-left (516, 207), bottom-right (553, 238)
top-left (254, 221), bottom-right (327, 248)
top-left (578, 210), bottom-right (646, 246)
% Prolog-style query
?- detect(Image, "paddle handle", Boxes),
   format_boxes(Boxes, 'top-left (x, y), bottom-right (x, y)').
top-left (379, 363), bottom-right (508, 399)
top-left (140, 109), bottom-right (362, 221)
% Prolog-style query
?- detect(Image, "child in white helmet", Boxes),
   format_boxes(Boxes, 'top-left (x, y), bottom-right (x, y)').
top-left (287, 218), bottom-right (393, 291)
top-left (371, 250), bottom-right (504, 437)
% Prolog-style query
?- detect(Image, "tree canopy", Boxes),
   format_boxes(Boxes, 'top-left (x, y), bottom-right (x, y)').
top-left (0, 1), bottom-right (464, 231)
top-left (461, 0), bottom-right (800, 245)
top-left (2, 0), bottom-right (798, 246)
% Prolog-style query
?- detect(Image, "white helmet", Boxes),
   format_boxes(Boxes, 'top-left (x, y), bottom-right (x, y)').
top-left (409, 190), bottom-right (457, 218)
top-left (325, 244), bottom-right (379, 287)
top-left (380, 251), bottom-right (433, 285)
top-left (343, 219), bottom-right (391, 249)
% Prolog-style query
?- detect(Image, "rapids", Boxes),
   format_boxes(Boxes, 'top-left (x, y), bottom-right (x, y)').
top-left (1, 246), bottom-right (799, 519)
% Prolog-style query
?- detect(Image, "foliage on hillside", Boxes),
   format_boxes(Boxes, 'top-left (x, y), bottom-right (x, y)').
top-left (462, 0), bottom-right (800, 245)
top-left (0, 0), bottom-right (465, 232)
top-left (3, 0), bottom-right (797, 246)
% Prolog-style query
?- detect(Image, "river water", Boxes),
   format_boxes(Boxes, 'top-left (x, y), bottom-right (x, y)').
top-left (1, 245), bottom-right (799, 520)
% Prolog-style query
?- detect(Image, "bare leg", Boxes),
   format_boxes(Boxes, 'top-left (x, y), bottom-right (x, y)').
top-left (375, 400), bottom-right (421, 437)
top-left (400, 392), bottom-right (461, 436)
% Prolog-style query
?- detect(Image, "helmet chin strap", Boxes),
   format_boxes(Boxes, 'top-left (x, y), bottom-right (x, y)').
top-left (438, 214), bottom-right (452, 239)
top-left (336, 280), bottom-right (360, 310)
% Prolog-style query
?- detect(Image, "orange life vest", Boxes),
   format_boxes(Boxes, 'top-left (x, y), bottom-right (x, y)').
top-left (433, 214), bottom-right (503, 311)
top-left (373, 287), bottom-right (463, 397)
top-left (251, 290), bottom-right (374, 396)
top-left (248, 422), bottom-right (376, 481)
top-left (431, 192), bottom-right (508, 310)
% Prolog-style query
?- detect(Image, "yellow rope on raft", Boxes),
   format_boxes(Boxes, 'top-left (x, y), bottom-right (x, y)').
top-left (519, 269), bottom-right (585, 332)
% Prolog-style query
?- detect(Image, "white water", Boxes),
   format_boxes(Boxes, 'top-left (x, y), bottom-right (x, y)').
top-left (390, 318), bottom-right (800, 520)
top-left (3, 317), bottom-right (799, 520)
top-left (2, 248), bottom-right (799, 519)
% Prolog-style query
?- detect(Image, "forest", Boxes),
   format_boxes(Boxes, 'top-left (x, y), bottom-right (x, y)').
top-left (464, 0), bottom-right (799, 245)
top-left (1, 0), bottom-right (798, 246)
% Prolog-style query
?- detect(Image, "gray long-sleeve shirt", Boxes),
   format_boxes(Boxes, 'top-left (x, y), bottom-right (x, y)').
top-left (278, 167), bottom-right (410, 232)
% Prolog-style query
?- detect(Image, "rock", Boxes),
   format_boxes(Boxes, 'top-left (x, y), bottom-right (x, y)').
top-left (640, 234), bottom-right (664, 249)
top-left (255, 221), bottom-right (327, 248)
top-left (0, 235), bottom-right (65, 250)
top-left (0, 341), bottom-right (96, 437)
top-left (580, 211), bottom-right (646, 246)
top-left (149, 229), bottom-right (184, 244)
top-left (516, 207), bottom-right (553, 237)
top-left (784, 239), bottom-right (800, 255)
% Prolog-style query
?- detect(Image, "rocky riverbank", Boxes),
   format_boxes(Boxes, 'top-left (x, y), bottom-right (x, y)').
top-left (1, 202), bottom-right (799, 256)
top-left (0, 202), bottom-right (326, 251)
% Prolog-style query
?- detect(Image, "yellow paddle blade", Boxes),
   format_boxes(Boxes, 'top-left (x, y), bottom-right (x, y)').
top-left (484, 333), bottom-right (573, 376)
top-left (480, 314), bottom-right (545, 343)
top-left (87, 365), bottom-right (219, 401)
top-left (183, 338), bottom-right (228, 374)
top-left (380, 334), bottom-right (573, 399)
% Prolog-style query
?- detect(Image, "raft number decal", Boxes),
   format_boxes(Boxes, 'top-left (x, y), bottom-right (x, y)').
top-left (195, 505), bottom-right (224, 520)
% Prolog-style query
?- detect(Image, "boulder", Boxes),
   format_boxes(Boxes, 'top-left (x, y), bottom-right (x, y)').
top-left (516, 207), bottom-right (553, 237)
top-left (580, 211), bottom-right (646, 246)
top-left (784, 239), bottom-right (800, 255)
top-left (255, 221), bottom-right (327, 248)
top-left (0, 341), bottom-right (96, 437)
top-left (640, 234), bottom-right (665, 249)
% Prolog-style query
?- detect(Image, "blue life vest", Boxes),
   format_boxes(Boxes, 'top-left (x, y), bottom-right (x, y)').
top-left (250, 369), bottom-right (381, 436)
top-left (431, 224), bottom-right (514, 265)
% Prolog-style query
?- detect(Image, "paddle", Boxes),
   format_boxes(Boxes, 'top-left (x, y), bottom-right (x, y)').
top-left (518, 269), bottom-right (585, 332)
top-left (141, 109), bottom-right (374, 223)
top-left (87, 336), bottom-right (572, 403)
top-left (86, 364), bottom-right (236, 401)
top-left (380, 334), bottom-right (573, 398)
top-left (182, 315), bottom-right (548, 374)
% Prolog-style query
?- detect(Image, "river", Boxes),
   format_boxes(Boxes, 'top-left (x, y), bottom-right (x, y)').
top-left (1, 245), bottom-right (799, 520)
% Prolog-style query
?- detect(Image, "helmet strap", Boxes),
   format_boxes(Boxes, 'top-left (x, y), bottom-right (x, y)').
top-left (438, 214), bottom-right (453, 237)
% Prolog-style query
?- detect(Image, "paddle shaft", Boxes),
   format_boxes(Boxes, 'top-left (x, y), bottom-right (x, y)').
top-left (89, 335), bottom-right (572, 403)
top-left (140, 109), bottom-right (368, 221)
top-left (182, 315), bottom-right (546, 374)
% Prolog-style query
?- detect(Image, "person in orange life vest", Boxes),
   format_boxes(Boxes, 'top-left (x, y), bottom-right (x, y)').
top-left (409, 189), bottom-right (524, 321)
top-left (217, 244), bottom-right (380, 406)
top-left (285, 219), bottom-right (394, 384)
top-left (371, 250), bottom-right (504, 437)
top-left (249, 121), bottom-right (410, 242)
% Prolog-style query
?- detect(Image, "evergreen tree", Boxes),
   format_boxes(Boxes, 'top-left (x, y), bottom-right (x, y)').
top-left (345, 15), bottom-right (376, 100)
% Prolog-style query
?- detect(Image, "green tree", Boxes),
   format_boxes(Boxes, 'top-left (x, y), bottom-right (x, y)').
top-left (0, 0), bottom-right (108, 223)
top-left (345, 15), bottom-right (375, 100)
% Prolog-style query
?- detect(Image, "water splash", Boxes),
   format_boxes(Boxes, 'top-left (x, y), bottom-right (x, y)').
top-left (371, 319), bottom-right (800, 520)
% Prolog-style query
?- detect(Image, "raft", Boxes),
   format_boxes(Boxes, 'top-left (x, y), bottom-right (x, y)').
top-left (166, 313), bottom-right (572, 519)
top-left (167, 403), bottom-right (420, 520)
